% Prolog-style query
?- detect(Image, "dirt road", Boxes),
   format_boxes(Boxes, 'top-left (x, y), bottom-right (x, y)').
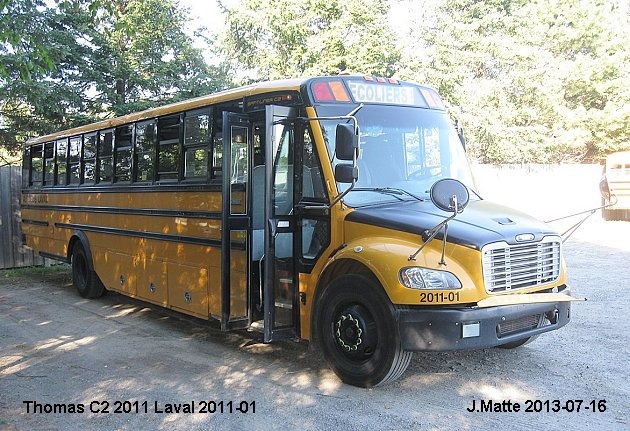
top-left (1, 216), bottom-right (628, 431)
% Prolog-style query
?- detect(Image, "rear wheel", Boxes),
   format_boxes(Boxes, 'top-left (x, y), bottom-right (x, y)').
top-left (316, 274), bottom-right (412, 388)
top-left (72, 244), bottom-right (104, 299)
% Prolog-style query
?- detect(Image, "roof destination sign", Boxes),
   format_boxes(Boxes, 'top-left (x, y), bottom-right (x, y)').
top-left (346, 81), bottom-right (424, 106)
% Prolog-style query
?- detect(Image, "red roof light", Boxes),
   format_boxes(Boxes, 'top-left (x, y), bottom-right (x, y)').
top-left (313, 82), bottom-right (335, 102)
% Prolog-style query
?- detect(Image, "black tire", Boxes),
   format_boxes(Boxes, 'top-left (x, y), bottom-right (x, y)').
top-left (72, 243), bottom-right (105, 299)
top-left (316, 274), bottom-right (412, 388)
top-left (496, 334), bottom-right (539, 349)
top-left (497, 313), bottom-right (543, 349)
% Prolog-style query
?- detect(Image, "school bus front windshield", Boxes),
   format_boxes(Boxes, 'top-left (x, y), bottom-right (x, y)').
top-left (315, 104), bottom-right (475, 207)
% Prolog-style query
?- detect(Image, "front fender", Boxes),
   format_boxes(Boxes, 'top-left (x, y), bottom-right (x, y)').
top-left (322, 236), bottom-right (484, 306)
top-left (325, 237), bottom-right (424, 305)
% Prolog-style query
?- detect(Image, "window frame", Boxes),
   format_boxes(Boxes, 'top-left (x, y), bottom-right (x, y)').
top-left (43, 141), bottom-right (55, 187)
top-left (97, 129), bottom-right (114, 184)
top-left (133, 119), bottom-right (157, 183)
top-left (182, 107), bottom-right (212, 182)
top-left (156, 114), bottom-right (183, 183)
top-left (68, 135), bottom-right (83, 185)
top-left (82, 131), bottom-right (98, 186)
top-left (114, 125), bottom-right (133, 184)
top-left (29, 144), bottom-right (44, 187)
top-left (55, 138), bottom-right (69, 187)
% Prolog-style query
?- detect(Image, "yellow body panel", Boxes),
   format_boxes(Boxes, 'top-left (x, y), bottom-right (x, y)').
top-left (21, 189), bottom-right (247, 320)
top-left (339, 221), bottom-right (567, 305)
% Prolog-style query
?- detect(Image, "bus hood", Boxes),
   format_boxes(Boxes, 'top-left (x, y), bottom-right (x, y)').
top-left (344, 199), bottom-right (558, 250)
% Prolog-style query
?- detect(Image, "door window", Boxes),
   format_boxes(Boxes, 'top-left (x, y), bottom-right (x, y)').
top-left (272, 127), bottom-right (294, 216)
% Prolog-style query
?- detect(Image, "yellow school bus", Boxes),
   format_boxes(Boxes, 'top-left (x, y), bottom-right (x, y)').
top-left (601, 150), bottom-right (630, 221)
top-left (21, 75), bottom-right (579, 387)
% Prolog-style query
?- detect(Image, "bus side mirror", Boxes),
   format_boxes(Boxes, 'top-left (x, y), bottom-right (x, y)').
top-left (430, 178), bottom-right (470, 213)
top-left (334, 164), bottom-right (358, 183)
top-left (335, 123), bottom-right (358, 161)
top-left (409, 178), bottom-right (470, 263)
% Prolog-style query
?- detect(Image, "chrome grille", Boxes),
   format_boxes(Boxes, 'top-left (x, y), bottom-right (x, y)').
top-left (482, 236), bottom-right (561, 293)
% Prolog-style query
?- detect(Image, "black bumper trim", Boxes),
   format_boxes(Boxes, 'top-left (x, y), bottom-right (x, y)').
top-left (398, 300), bottom-right (571, 351)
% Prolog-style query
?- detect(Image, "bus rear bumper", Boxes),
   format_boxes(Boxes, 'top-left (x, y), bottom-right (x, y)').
top-left (398, 299), bottom-right (571, 351)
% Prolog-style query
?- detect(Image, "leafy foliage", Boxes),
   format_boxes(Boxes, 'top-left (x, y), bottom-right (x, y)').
top-left (220, 0), bottom-right (400, 81)
top-left (397, 0), bottom-right (630, 163)
top-left (0, 0), bottom-right (229, 155)
top-left (1, 0), bottom-right (628, 164)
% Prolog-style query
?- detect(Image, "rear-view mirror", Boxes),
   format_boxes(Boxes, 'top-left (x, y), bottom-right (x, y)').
top-left (430, 178), bottom-right (470, 213)
top-left (334, 164), bottom-right (358, 184)
top-left (335, 123), bottom-right (358, 161)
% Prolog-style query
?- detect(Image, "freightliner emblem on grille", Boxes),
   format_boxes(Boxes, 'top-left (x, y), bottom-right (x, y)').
top-left (515, 233), bottom-right (535, 242)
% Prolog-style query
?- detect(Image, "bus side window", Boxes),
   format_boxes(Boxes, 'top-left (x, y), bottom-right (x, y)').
top-left (184, 109), bottom-right (210, 180)
top-left (98, 130), bottom-right (114, 183)
top-left (68, 136), bottom-right (82, 185)
top-left (43, 142), bottom-right (55, 186)
top-left (22, 147), bottom-right (31, 188)
top-left (30, 144), bottom-right (43, 187)
top-left (83, 133), bottom-right (97, 185)
top-left (301, 127), bottom-right (327, 201)
top-left (134, 120), bottom-right (156, 183)
top-left (114, 125), bottom-right (133, 183)
top-left (273, 126), bottom-right (293, 216)
top-left (157, 115), bottom-right (181, 182)
top-left (56, 138), bottom-right (68, 186)
top-left (212, 111), bottom-right (222, 180)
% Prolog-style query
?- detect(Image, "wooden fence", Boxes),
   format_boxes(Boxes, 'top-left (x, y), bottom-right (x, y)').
top-left (0, 165), bottom-right (44, 269)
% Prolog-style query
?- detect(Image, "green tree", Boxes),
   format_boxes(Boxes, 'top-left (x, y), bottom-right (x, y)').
top-left (397, 0), bottom-right (630, 163)
top-left (92, 0), bottom-right (230, 115)
top-left (0, 0), bottom-right (229, 155)
top-left (220, 0), bottom-right (400, 81)
top-left (1, 0), bottom-right (96, 154)
top-left (0, 0), bottom-right (56, 80)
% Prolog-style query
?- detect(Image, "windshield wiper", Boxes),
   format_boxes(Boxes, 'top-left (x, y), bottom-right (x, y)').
top-left (353, 187), bottom-right (424, 201)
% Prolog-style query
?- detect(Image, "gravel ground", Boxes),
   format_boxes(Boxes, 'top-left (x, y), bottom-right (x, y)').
top-left (1, 216), bottom-right (628, 431)
top-left (1, 162), bottom-right (629, 430)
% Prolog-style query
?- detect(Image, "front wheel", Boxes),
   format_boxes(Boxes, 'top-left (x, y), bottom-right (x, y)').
top-left (316, 274), bottom-right (412, 388)
top-left (497, 314), bottom-right (544, 349)
top-left (496, 335), bottom-right (539, 349)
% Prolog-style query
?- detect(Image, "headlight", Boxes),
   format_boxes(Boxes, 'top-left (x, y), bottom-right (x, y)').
top-left (399, 267), bottom-right (462, 289)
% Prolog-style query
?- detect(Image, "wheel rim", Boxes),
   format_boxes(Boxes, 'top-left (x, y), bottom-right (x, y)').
top-left (333, 304), bottom-right (378, 361)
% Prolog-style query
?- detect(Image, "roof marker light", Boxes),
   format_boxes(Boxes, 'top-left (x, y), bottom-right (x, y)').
top-left (420, 88), bottom-right (446, 109)
top-left (329, 81), bottom-right (351, 102)
top-left (312, 81), bottom-right (351, 102)
top-left (313, 82), bottom-right (335, 102)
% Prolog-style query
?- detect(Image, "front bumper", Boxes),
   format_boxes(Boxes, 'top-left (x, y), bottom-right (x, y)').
top-left (398, 289), bottom-right (574, 351)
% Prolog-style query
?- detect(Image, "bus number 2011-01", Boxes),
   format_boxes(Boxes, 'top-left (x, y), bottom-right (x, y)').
top-left (419, 292), bottom-right (460, 303)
